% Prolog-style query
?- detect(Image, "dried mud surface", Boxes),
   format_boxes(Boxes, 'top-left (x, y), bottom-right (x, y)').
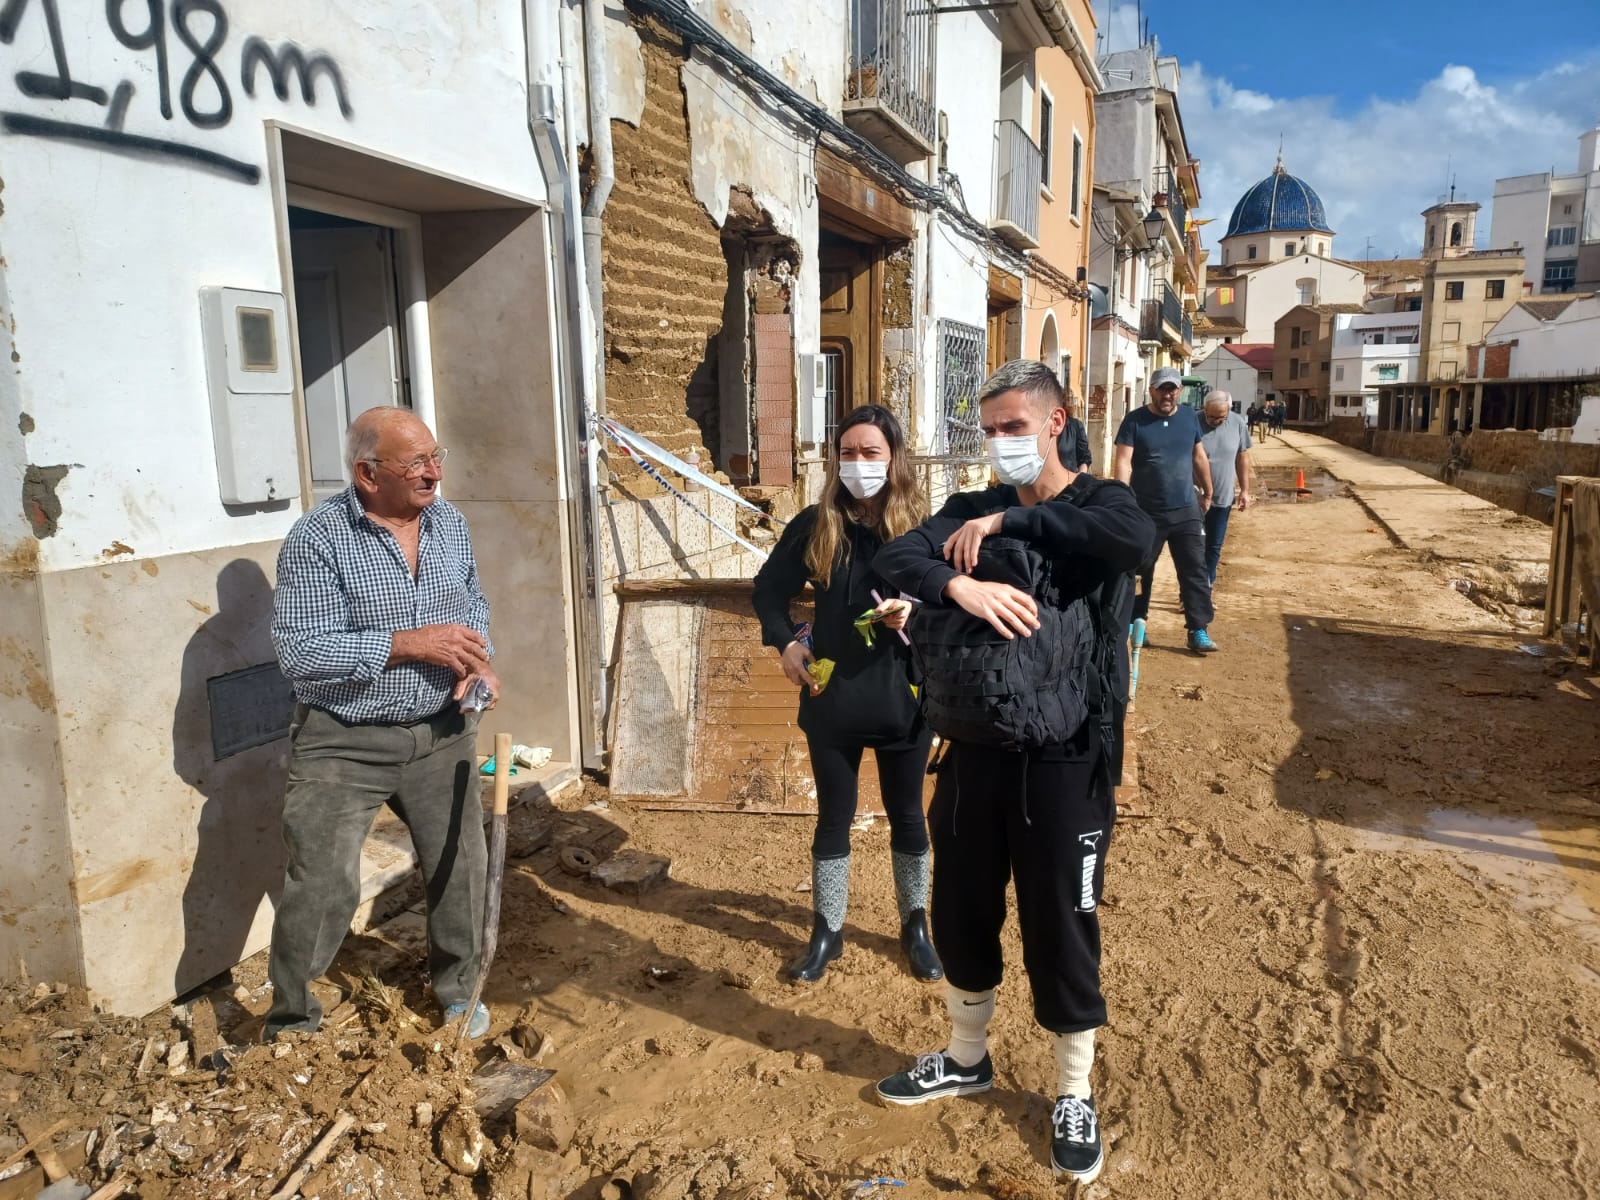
top-left (4, 440), bottom-right (1600, 1199)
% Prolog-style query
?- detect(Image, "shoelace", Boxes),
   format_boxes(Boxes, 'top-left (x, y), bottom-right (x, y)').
top-left (910, 1052), bottom-right (949, 1082)
top-left (1052, 1095), bottom-right (1094, 1143)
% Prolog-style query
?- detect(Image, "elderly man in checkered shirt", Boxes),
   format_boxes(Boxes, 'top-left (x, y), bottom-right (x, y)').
top-left (265, 407), bottom-right (500, 1041)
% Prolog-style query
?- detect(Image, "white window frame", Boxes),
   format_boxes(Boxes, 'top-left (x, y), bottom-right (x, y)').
top-left (1069, 127), bottom-right (1084, 224)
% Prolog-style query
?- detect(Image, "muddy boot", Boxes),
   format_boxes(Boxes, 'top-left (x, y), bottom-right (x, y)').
top-left (892, 850), bottom-right (942, 980)
top-left (900, 909), bottom-right (943, 981)
top-left (787, 912), bottom-right (844, 982)
top-left (788, 854), bottom-right (847, 983)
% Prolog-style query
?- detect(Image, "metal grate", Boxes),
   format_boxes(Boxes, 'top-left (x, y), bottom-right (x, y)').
top-left (937, 318), bottom-right (987, 493)
top-left (847, 0), bottom-right (938, 146)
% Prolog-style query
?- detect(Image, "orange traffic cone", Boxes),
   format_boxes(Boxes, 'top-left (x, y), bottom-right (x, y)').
top-left (1295, 468), bottom-right (1309, 493)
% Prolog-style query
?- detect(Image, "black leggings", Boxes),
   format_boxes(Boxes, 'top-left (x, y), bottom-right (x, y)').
top-left (807, 730), bottom-right (934, 859)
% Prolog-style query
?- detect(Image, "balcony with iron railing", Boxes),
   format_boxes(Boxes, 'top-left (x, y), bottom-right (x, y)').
top-left (991, 119), bottom-right (1042, 249)
top-left (1140, 282), bottom-right (1185, 346)
top-left (844, 0), bottom-right (937, 164)
top-left (1152, 166), bottom-right (1188, 254)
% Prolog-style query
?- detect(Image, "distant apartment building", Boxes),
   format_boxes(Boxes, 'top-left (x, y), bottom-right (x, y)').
top-left (1377, 201), bottom-right (1524, 434)
top-left (1330, 312), bottom-right (1422, 425)
top-left (1489, 125), bottom-right (1600, 295)
top-left (1272, 303), bottom-right (1365, 424)
top-left (1084, 38), bottom-right (1203, 466)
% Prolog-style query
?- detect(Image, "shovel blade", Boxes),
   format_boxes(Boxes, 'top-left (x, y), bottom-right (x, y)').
top-left (471, 1058), bottom-right (556, 1121)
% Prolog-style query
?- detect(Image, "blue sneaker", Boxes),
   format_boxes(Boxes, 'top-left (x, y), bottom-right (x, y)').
top-left (1187, 628), bottom-right (1218, 654)
top-left (443, 1000), bottom-right (491, 1039)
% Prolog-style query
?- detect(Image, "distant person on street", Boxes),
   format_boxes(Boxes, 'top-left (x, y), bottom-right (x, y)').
top-left (1199, 392), bottom-right (1254, 585)
top-left (267, 408), bottom-right (498, 1041)
top-left (1270, 400), bottom-right (1286, 435)
top-left (1056, 400), bottom-right (1093, 474)
top-left (870, 359), bottom-right (1153, 1185)
top-left (751, 404), bottom-right (940, 985)
top-left (1247, 402), bottom-right (1264, 439)
top-left (1113, 366), bottom-right (1219, 654)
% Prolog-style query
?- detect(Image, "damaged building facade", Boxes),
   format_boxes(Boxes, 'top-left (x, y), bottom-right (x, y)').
top-left (1, 0), bottom-right (593, 1013)
top-left (3, 0), bottom-right (1110, 1015)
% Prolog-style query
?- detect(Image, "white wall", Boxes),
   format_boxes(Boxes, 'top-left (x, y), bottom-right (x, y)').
top-left (1491, 173), bottom-right (1554, 287)
top-left (1238, 255), bottom-right (1365, 342)
top-left (1190, 346), bottom-right (1258, 400)
top-left (1492, 298), bottom-right (1600, 379)
top-left (2, 0), bottom-right (546, 572)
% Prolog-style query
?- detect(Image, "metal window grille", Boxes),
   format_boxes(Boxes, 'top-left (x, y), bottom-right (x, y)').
top-left (936, 318), bottom-right (987, 494)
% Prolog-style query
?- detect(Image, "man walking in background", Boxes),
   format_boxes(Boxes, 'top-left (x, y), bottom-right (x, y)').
top-left (1113, 366), bottom-right (1218, 654)
top-left (1199, 392), bottom-right (1253, 585)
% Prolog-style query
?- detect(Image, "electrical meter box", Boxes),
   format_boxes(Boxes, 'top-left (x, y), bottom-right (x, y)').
top-left (200, 287), bottom-right (300, 505)
top-left (796, 352), bottom-right (828, 445)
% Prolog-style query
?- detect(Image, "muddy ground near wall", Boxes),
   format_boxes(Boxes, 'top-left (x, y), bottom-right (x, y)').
top-left (3, 439), bottom-right (1600, 1200)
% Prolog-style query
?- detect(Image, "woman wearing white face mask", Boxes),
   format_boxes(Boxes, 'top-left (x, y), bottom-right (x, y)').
top-left (752, 404), bottom-right (939, 983)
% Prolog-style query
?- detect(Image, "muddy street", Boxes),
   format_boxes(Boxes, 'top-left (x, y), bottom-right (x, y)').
top-left (4, 436), bottom-right (1599, 1200)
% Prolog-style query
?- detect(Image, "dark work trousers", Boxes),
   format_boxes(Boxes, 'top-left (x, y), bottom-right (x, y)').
top-left (1203, 503), bottom-right (1233, 585)
top-left (808, 728), bottom-right (935, 859)
top-left (266, 704), bottom-right (485, 1037)
top-left (1132, 503), bottom-right (1216, 631)
top-left (928, 740), bottom-right (1113, 1033)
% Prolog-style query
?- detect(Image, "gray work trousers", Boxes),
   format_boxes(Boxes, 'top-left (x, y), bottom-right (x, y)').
top-left (265, 703), bottom-right (484, 1036)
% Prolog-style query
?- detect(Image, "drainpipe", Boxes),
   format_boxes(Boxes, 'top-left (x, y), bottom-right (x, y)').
top-left (525, 0), bottom-right (607, 769)
top-left (581, 0), bottom-right (615, 422)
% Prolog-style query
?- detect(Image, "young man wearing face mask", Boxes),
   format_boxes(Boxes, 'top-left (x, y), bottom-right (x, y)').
top-left (869, 360), bottom-right (1153, 1183)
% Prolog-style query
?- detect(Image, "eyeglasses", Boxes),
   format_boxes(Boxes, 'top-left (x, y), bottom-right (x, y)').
top-left (1155, 384), bottom-right (1181, 394)
top-left (368, 448), bottom-right (448, 478)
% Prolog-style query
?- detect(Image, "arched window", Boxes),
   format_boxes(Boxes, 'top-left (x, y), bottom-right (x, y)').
top-left (1450, 222), bottom-right (1463, 247)
top-left (1038, 311), bottom-right (1060, 382)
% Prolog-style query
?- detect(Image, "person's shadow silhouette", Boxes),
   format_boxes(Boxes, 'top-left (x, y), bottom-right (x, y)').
top-left (172, 559), bottom-right (292, 998)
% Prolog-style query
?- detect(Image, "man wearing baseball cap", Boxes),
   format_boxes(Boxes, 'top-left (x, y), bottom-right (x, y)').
top-left (1111, 367), bottom-right (1218, 653)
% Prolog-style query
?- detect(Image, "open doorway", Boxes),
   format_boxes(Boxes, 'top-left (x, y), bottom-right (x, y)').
top-left (286, 193), bottom-right (426, 501)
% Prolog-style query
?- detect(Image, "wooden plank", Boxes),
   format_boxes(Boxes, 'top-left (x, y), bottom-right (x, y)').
top-left (815, 147), bottom-right (915, 241)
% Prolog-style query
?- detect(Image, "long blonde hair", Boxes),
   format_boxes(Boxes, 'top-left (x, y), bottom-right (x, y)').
top-left (805, 404), bottom-right (927, 588)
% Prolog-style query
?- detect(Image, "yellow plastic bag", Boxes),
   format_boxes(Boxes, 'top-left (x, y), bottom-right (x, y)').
top-left (807, 657), bottom-right (836, 692)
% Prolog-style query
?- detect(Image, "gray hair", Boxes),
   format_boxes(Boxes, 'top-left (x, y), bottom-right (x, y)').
top-left (1204, 390), bottom-right (1234, 411)
top-left (344, 418), bottom-right (384, 472)
top-left (979, 359), bottom-right (1064, 414)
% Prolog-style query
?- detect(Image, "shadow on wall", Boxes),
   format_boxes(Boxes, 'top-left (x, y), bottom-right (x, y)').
top-left (172, 559), bottom-right (291, 998)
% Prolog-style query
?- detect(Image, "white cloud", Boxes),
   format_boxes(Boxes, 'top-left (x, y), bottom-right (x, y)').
top-left (1177, 57), bottom-right (1600, 260)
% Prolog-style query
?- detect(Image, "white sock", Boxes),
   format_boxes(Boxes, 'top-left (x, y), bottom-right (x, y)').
top-left (1055, 1027), bottom-right (1097, 1098)
top-left (944, 986), bottom-right (995, 1067)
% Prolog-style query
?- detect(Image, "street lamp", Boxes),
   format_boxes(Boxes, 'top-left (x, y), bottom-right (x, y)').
top-left (1141, 206), bottom-right (1168, 250)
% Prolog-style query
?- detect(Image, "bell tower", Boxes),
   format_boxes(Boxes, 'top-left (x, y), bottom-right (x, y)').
top-left (1422, 198), bottom-right (1480, 261)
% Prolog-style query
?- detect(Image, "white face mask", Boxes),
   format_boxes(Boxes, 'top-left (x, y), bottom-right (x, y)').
top-left (837, 459), bottom-right (888, 499)
top-left (987, 433), bottom-right (1045, 487)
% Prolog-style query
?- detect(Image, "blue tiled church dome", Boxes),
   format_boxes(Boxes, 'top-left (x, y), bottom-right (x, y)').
top-left (1224, 164), bottom-right (1334, 238)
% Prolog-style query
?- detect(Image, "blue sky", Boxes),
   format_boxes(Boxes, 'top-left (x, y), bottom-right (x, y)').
top-left (1094, 1), bottom-right (1600, 258)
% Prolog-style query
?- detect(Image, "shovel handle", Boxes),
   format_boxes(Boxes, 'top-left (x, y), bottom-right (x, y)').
top-left (493, 732), bottom-right (511, 817)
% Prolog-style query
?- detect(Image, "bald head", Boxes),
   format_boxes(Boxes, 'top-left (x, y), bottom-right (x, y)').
top-left (345, 407), bottom-right (432, 472)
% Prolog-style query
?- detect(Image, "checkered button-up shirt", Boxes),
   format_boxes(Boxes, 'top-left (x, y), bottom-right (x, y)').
top-left (272, 486), bottom-right (493, 723)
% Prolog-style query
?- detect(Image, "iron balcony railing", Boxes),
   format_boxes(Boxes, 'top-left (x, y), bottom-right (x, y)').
top-left (1181, 310), bottom-right (1193, 350)
top-left (1153, 165), bottom-right (1187, 247)
top-left (847, 0), bottom-right (937, 151)
top-left (992, 119), bottom-right (1042, 247)
top-left (1140, 282), bottom-right (1184, 345)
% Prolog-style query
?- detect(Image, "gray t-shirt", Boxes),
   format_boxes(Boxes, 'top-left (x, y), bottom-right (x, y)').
top-left (1200, 411), bottom-right (1252, 507)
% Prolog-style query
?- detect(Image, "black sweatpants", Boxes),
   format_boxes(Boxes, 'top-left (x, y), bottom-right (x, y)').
top-left (808, 729), bottom-right (935, 859)
top-left (1132, 503), bottom-right (1215, 631)
top-left (928, 739), bottom-right (1114, 1033)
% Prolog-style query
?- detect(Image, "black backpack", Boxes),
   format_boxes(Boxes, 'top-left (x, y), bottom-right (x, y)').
top-left (910, 536), bottom-right (1096, 750)
top-left (911, 480), bottom-right (1135, 765)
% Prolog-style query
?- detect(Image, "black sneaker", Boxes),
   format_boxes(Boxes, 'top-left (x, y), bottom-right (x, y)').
top-left (875, 1051), bottom-right (993, 1106)
top-left (1050, 1094), bottom-right (1104, 1183)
